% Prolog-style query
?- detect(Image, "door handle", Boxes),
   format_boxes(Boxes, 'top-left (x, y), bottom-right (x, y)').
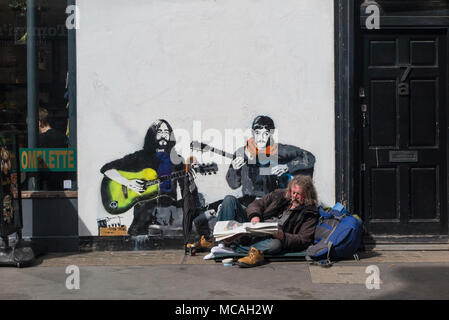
top-left (361, 104), bottom-right (368, 128)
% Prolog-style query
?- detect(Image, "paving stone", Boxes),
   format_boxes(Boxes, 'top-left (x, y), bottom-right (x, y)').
top-left (34, 250), bottom-right (449, 267)
top-left (309, 265), bottom-right (384, 284)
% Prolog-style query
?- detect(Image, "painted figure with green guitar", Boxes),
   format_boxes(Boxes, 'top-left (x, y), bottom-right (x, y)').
top-left (101, 163), bottom-right (218, 215)
top-left (100, 119), bottom-right (208, 236)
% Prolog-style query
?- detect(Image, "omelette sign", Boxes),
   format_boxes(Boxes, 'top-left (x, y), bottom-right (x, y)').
top-left (19, 148), bottom-right (77, 172)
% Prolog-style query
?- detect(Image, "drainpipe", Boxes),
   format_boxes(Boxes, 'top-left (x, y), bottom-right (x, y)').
top-left (26, 0), bottom-right (38, 190)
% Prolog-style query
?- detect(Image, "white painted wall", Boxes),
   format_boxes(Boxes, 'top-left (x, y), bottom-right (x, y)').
top-left (77, 0), bottom-right (335, 236)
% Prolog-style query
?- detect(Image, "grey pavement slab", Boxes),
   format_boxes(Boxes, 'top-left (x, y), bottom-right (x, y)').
top-left (1, 252), bottom-right (449, 299)
top-left (27, 249), bottom-right (449, 267)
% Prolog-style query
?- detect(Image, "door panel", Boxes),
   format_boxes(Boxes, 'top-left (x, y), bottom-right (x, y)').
top-left (370, 80), bottom-right (397, 147)
top-left (370, 168), bottom-right (398, 221)
top-left (361, 30), bottom-right (447, 235)
top-left (410, 167), bottom-right (439, 221)
top-left (409, 80), bottom-right (437, 147)
top-left (370, 41), bottom-right (397, 66)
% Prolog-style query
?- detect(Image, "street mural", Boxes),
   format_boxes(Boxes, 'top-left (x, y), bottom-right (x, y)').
top-left (192, 115), bottom-right (315, 207)
top-left (98, 119), bottom-right (217, 239)
top-left (98, 116), bottom-right (315, 244)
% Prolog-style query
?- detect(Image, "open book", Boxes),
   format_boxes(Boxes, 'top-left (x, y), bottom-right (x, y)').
top-left (213, 220), bottom-right (279, 242)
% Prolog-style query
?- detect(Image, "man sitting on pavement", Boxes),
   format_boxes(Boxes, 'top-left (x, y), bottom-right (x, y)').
top-left (213, 175), bottom-right (319, 267)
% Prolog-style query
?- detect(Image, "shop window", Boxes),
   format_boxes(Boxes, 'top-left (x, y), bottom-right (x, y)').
top-left (0, 0), bottom-right (76, 192)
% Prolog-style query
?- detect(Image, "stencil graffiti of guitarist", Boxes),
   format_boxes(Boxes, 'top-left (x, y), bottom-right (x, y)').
top-left (100, 119), bottom-right (200, 236)
top-left (187, 115), bottom-right (316, 250)
top-left (225, 115), bottom-right (316, 206)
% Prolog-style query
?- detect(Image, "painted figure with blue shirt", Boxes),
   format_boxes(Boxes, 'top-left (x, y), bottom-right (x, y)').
top-left (100, 119), bottom-right (201, 236)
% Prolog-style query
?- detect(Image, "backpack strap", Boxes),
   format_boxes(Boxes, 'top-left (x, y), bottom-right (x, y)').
top-left (332, 212), bottom-right (347, 221)
top-left (311, 241), bottom-right (334, 268)
top-left (324, 241), bottom-right (334, 267)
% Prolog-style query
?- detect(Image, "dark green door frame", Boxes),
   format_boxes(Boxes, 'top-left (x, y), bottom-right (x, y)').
top-left (334, 0), bottom-right (357, 212)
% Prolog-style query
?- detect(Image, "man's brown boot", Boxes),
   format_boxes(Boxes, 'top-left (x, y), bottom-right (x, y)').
top-left (186, 236), bottom-right (214, 251)
top-left (237, 247), bottom-right (265, 268)
top-left (198, 235), bottom-right (214, 250)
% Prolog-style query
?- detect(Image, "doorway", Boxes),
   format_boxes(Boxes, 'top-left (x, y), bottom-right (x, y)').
top-left (358, 29), bottom-right (448, 236)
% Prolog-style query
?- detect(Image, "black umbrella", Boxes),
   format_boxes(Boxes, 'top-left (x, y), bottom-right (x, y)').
top-left (181, 171), bottom-right (200, 246)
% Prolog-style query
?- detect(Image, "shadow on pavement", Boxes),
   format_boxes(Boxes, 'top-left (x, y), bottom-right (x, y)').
top-left (376, 265), bottom-right (449, 300)
top-left (357, 250), bottom-right (382, 260)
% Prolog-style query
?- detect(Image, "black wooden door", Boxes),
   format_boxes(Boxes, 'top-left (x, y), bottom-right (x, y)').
top-left (361, 30), bottom-right (448, 235)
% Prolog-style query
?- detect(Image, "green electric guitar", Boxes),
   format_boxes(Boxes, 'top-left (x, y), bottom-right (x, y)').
top-left (101, 163), bottom-right (218, 214)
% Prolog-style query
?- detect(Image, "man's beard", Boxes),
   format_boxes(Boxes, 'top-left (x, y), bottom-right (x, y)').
top-left (156, 138), bottom-right (170, 151)
top-left (158, 138), bottom-right (169, 146)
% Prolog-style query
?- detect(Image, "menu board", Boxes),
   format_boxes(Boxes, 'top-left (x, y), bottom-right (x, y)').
top-left (0, 131), bottom-right (22, 237)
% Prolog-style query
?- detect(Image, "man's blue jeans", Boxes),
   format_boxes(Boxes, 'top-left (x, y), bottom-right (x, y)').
top-left (216, 195), bottom-right (282, 255)
top-left (217, 195), bottom-right (248, 223)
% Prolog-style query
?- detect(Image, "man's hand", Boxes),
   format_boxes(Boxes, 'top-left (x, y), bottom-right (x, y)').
top-left (127, 179), bottom-right (146, 194)
top-left (272, 229), bottom-right (284, 241)
top-left (250, 216), bottom-right (261, 223)
top-left (231, 157), bottom-right (245, 170)
top-left (271, 164), bottom-right (289, 177)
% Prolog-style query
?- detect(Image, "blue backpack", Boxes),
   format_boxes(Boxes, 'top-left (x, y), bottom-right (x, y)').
top-left (306, 203), bottom-right (363, 267)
